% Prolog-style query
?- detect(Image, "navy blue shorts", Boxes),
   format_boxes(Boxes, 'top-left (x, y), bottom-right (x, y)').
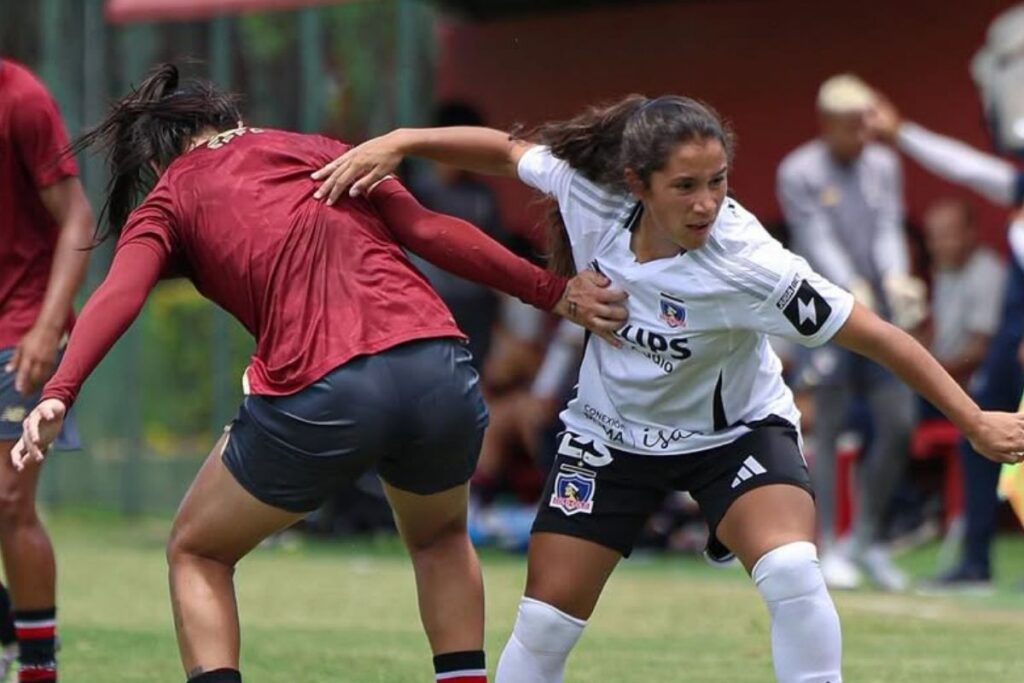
top-left (0, 346), bottom-right (80, 448)
top-left (532, 421), bottom-right (813, 560)
top-left (222, 338), bottom-right (489, 513)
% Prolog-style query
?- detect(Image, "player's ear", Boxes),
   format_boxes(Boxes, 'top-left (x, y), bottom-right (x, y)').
top-left (624, 167), bottom-right (644, 198)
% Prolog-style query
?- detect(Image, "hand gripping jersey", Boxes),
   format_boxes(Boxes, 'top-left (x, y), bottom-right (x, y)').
top-left (518, 145), bottom-right (854, 456)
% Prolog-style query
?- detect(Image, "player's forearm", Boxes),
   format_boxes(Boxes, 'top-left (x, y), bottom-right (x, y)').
top-left (835, 304), bottom-right (982, 433)
top-left (391, 126), bottom-right (524, 177)
top-left (41, 243), bottom-right (161, 407)
top-left (33, 199), bottom-right (93, 334)
top-left (382, 192), bottom-right (567, 310)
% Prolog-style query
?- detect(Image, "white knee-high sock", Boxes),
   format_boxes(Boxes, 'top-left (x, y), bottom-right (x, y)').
top-left (753, 541), bottom-right (843, 683)
top-left (495, 597), bottom-right (586, 683)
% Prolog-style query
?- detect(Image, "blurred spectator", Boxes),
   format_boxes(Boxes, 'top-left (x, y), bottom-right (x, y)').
top-left (866, 75), bottom-right (1024, 589)
top-left (777, 74), bottom-right (925, 591)
top-left (919, 199), bottom-right (1005, 396)
top-left (481, 297), bottom-right (549, 395)
top-left (469, 318), bottom-right (583, 550)
top-left (405, 101), bottom-right (514, 368)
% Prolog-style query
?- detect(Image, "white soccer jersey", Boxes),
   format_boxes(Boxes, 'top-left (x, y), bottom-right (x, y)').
top-left (518, 145), bottom-right (855, 456)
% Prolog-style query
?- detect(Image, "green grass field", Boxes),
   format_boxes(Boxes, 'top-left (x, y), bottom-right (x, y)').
top-left (43, 509), bottom-right (1024, 682)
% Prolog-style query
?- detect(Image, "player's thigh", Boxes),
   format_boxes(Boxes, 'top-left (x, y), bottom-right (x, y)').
top-left (527, 432), bottom-right (665, 619)
top-left (0, 352), bottom-right (45, 511)
top-left (383, 480), bottom-right (469, 551)
top-left (524, 533), bottom-right (621, 620)
top-left (715, 485), bottom-right (816, 573)
top-left (169, 434), bottom-right (306, 566)
top-left (689, 424), bottom-right (815, 569)
top-left (0, 439), bottom-right (42, 513)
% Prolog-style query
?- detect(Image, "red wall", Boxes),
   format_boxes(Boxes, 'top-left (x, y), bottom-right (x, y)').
top-left (435, 0), bottom-right (1019, 249)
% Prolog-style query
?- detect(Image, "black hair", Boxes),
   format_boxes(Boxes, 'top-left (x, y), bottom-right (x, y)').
top-left (524, 95), bottom-right (734, 275)
top-left (70, 63), bottom-right (242, 242)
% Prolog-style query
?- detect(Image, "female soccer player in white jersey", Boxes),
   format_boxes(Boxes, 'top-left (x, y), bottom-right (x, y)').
top-left (313, 95), bottom-right (1024, 683)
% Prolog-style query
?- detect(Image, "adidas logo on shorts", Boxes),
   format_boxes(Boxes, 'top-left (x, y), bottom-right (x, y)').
top-left (730, 455), bottom-right (766, 489)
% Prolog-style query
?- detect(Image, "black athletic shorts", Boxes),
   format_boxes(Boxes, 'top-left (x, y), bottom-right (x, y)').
top-left (222, 338), bottom-right (489, 513)
top-left (532, 420), bottom-right (813, 561)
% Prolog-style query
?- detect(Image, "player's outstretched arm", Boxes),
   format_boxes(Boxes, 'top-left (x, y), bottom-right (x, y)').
top-left (833, 302), bottom-right (1024, 464)
top-left (36, 241), bottom-right (165, 413)
top-left (866, 91), bottom-right (1019, 208)
top-left (10, 241), bottom-right (162, 472)
top-left (369, 181), bottom-right (626, 346)
top-left (313, 127), bottom-right (531, 204)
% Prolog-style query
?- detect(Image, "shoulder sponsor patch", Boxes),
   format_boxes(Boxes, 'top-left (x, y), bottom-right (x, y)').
top-left (781, 279), bottom-right (832, 336)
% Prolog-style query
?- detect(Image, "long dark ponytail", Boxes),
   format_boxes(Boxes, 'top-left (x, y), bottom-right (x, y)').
top-left (524, 94), bottom-right (734, 276)
top-left (70, 63), bottom-right (242, 243)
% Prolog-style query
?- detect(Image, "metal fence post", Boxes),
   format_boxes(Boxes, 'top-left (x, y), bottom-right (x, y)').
top-left (209, 17), bottom-right (235, 437)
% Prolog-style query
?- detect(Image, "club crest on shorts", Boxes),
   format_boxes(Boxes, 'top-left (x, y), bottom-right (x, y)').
top-left (658, 293), bottom-right (687, 328)
top-left (550, 468), bottom-right (596, 516)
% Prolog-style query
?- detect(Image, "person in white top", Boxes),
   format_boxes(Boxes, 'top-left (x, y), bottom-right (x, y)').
top-left (777, 75), bottom-right (926, 593)
top-left (313, 95), bottom-right (1024, 683)
top-left (920, 199), bottom-right (1005, 391)
top-left (862, 4), bottom-right (1024, 588)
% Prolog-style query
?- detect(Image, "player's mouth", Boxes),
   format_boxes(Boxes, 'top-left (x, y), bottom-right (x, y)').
top-left (686, 222), bottom-right (711, 233)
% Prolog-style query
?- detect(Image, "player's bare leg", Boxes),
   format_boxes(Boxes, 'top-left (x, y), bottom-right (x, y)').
top-left (386, 481), bottom-right (492, 681)
top-left (0, 438), bottom-right (58, 681)
top-left (384, 481), bottom-right (484, 654)
top-left (494, 533), bottom-right (620, 683)
top-left (167, 435), bottom-right (304, 678)
top-left (0, 441), bottom-right (54, 612)
top-left (717, 484), bottom-right (842, 683)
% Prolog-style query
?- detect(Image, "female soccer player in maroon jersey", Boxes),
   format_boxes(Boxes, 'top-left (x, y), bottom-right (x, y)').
top-left (9, 65), bottom-right (625, 683)
top-left (0, 56), bottom-right (95, 683)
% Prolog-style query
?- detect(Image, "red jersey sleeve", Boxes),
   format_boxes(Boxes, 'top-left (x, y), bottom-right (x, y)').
top-left (40, 241), bottom-right (165, 408)
top-left (118, 180), bottom-right (184, 276)
top-left (369, 178), bottom-right (567, 311)
top-left (40, 190), bottom-right (180, 408)
top-left (10, 86), bottom-right (78, 189)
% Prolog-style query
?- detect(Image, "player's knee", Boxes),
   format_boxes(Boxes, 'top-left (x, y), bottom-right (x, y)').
top-left (752, 541), bottom-right (825, 604)
top-left (0, 481), bottom-right (37, 529)
top-left (510, 597), bottom-right (586, 655)
top-left (165, 523), bottom-right (236, 570)
top-left (165, 525), bottom-right (192, 567)
top-left (402, 513), bottom-right (468, 556)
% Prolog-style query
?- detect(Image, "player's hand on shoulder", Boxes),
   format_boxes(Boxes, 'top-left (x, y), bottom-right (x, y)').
top-left (965, 410), bottom-right (1024, 464)
top-left (313, 131), bottom-right (405, 205)
top-left (10, 398), bottom-right (67, 472)
top-left (554, 270), bottom-right (628, 348)
top-left (6, 324), bottom-right (61, 396)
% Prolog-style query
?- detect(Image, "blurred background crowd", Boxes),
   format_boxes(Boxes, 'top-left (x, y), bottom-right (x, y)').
top-left (3, 0), bottom-right (1024, 594)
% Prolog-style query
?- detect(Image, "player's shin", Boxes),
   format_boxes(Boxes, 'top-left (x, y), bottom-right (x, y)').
top-left (752, 541), bottom-right (842, 683)
top-left (494, 597), bottom-right (585, 683)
